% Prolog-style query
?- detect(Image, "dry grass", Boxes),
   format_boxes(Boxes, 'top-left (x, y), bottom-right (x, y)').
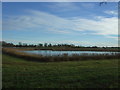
top-left (2, 48), bottom-right (120, 62)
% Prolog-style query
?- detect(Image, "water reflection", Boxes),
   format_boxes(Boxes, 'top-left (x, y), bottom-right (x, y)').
top-left (22, 50), bottom-right (118, 56)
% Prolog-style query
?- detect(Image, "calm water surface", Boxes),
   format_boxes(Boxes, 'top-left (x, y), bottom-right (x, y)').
top-left (22, 50), bottom-right (117, 56)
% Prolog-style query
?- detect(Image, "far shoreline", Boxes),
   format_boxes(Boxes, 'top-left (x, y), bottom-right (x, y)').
top-left (3, 47), bottom-right (120, 52)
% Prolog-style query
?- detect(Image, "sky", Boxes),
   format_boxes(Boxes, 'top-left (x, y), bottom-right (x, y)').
top-left (2, 2), bottom-right (119, 47)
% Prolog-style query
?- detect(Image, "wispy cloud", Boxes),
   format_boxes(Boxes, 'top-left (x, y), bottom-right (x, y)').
top-left (104, 10), bottom-right (118, 16)
top-left (3, 10), bottom-right (76, 34)
top-left (73, 16), bottom-right (118, 36)
top-left (3, 10), bottom-right (118, 39)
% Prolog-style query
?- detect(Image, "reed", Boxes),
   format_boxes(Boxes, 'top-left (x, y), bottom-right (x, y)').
top-left (2, 48), bottom-right (119, 62)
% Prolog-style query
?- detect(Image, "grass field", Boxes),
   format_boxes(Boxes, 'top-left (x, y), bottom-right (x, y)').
top-left (2, 54), bottom-right (119, 88)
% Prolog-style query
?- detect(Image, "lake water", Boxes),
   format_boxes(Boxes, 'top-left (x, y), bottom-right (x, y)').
top-left (22, 50), bottom-right (117, 56)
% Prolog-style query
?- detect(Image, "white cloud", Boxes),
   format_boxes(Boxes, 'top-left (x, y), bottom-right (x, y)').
top-left (73, 16), bottom-right (118, 35)
top-left (104, 10), bottom-right (118, 16)
top-left (3, 10), bottom-right (118, 39)
top-left (3, 10), bottom-right (75, 34)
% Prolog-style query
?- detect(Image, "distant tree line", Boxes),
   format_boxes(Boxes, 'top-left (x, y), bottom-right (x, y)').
top-left (1, 41), bottom-right (119, 49)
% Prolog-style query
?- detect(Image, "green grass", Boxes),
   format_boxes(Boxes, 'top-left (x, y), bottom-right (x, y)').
top-left (2, 54), bottom-right (119, 88)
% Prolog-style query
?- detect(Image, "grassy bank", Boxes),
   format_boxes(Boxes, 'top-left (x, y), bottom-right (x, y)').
top-left (2, 54), bottom-right (119, 88)
top-left (2, 48), bottom-right (120, 62)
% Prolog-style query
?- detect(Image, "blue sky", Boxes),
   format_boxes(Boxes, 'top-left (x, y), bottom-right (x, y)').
top-left (2, 2), bottom-right (118, 47)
